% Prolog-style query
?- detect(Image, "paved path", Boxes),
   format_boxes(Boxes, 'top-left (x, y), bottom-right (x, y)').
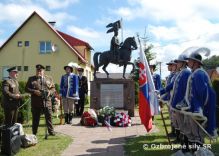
top-left (55, 115), bottom-right (158, 156)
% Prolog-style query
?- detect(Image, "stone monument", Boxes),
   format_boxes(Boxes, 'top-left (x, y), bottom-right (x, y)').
top-left (91, 20), bottom-right (137, 116)
top-left (90, 78), bottom-right (135, 117)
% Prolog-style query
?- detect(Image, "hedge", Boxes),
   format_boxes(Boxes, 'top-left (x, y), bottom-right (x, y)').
top-left (212, 78), bottom-right (219, 128)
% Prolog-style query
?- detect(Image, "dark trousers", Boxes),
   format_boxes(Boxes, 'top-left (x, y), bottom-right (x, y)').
top-left (4, 108), bottom-right (18, 126)
top-left (31, 106), bottom-right (54, 135)
top-left (76, 94), bottom-right (85, 116)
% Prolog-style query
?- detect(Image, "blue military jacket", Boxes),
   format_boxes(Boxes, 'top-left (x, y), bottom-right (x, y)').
top-left (152, 73), bottom-right (162, 90)
top-left (170, 68), bottom-right (191, 108)
top-left (160, 72), bottom-right (176, 101)
top-left (60, 73), bottom-right (79, 99)
top-left (186, 68), bottom-right (216, 135)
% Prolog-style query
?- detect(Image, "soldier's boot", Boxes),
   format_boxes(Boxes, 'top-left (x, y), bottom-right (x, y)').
top-left (168, 126), bottom-right (176, 138)
top-left (64, 113), bottom-right (69, 124)
top-left (181, 135), bottom-right (190, 153)
top-left (69, 113), bottom-right (73, 124)
top-left (172, 129), bottom-right (180, 144)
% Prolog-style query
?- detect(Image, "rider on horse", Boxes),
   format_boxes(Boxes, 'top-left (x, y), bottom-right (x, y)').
top-left (107, 20), bottom-right (122, 64)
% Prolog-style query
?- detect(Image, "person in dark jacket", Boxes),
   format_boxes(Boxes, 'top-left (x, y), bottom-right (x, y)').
top-left (2, 66), bottom-right (27, 126)
top-left (76, 67), bottom-right (88, 116)
top-left (25, 64), bottom-right (56, 135)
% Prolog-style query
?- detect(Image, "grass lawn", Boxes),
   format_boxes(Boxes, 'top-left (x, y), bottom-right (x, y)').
top-left (124, 106), bottom-right (219, 156)
top-left (16, 115), bottom-right (72, 156)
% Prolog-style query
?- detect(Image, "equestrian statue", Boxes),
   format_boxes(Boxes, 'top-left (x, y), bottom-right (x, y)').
top-left (93, 20), bottom-right (138, 79)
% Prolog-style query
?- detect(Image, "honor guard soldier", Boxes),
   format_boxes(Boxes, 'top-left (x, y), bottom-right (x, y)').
top-left (2, 67), bottom-right (27, 126)
top-left (25, 64), bottom-right (56, 135)
top-left (60, 62), bottom-right (79, 124)
top-left (160, 60), bottom-right (177, 102)
top-left (159, 60), bottom-right (177, 137)
top-left (149, 63), bottom-right (162, 90)
top-left (182, 49), bottom-right (217, 152)
top-left (170, 53), bottom-right (191, 148)
top-left (76, 67), bottom-right (88, 116)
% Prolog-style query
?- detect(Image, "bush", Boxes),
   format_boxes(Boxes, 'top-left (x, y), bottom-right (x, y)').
top-left (0, 82), bottom-right (4, 124)
top-left (55, 83), bottom-right (60, 94)
top-left (212, 78), bottom-right (219, 128)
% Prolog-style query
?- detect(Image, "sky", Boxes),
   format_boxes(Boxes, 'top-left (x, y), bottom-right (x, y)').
top-left (0, 0), bottom-right (219, 79)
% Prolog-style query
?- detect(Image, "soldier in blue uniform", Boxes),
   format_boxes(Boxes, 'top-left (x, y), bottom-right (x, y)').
top-left (169, 54), bottom-right (191, 149)
top-left (182, 51), bottom-right (217, 152)
top-left (149, 63), bottom-right (162, 121)
top-left (160, 60), bottom-right (177, 102)
top-left (76, 67), bottom-right (88, 116)
top-left (159, 60), bottom-right (177, 137)
top-left (149, 63), bottom-right (162, 90)
top-left (60, 63), bottom-right (79, 124)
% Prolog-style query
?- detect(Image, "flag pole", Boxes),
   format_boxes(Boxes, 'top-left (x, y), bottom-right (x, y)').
top-left (159, 100), bottom-right (171, 145)
top-left (138, 33), bottom-right (171, 144)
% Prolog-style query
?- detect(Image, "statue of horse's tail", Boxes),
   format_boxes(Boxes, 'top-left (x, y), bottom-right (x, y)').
top-left (93, 52), bottom-right (101, 71)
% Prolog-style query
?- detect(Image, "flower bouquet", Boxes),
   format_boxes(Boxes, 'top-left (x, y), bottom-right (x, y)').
top-left (80, 109), bottom-right (98, 127)
top-left (113, 112), bottom-right (131, 127)
top-left (97, 106), bottom-right (115, 126)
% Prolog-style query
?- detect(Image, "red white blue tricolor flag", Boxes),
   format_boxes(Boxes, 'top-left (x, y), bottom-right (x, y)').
top-left (138, 39), bottom-right (159, 132)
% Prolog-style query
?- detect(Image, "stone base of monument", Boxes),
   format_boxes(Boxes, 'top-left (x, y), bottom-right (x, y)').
top-left (90, 78), bottom-right (135, 117)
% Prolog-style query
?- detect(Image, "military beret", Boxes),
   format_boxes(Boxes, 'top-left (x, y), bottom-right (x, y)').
top-left (77, 68), bottom-right (84, 72)
top-left (7, 66), bottom-right (18, 72)
top-left (36, 64), bottom-right (45, 70)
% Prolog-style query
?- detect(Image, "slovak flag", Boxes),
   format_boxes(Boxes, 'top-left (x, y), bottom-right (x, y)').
top-left (138, 41), bottom-right (159, 132)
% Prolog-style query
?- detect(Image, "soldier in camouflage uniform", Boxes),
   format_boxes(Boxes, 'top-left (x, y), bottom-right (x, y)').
top-left (2, 66), bottom-right (27, 126)
top-left (25, 64), bottom-right (56, 135)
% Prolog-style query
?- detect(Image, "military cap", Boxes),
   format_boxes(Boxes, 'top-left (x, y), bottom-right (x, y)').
top-left (149, 64), bottom-right (156, 70)
top-left (187, 53), bottom-right (203, 65)
top-left (166, 60), bottom-right (177, 65)
top-left (77, 67), bottom-right (84, 72)
top-left (64, 62), bottom-right (78, 71)
top-left (36, 64), bottom-right (45, 70)
top-left (174, 54), bottom-right (188, 63)
top-left (7, 66), bottom-right (18, 72)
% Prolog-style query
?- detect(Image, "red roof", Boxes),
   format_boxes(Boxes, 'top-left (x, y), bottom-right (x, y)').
top-left (57, 31), bottom-right (93, 50)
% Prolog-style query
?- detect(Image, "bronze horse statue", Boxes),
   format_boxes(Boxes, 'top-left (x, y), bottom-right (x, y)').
top-left (93, 37), bottom-right (138, 79)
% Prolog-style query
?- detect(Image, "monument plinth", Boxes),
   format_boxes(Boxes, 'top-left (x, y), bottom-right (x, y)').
top-left (90, 78), bottom-right (135, 117)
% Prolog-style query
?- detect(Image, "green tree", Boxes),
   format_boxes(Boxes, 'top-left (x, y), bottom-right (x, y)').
top-left (144, 44), bottom-right (156, 64)
top-left (203, 55), bottom-right (219, 69)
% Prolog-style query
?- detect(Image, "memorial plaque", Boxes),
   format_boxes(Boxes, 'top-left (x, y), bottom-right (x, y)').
top-left (90, 78), bottom-right (135, 117)
top-left (100, 84), bottom-right (123, 107)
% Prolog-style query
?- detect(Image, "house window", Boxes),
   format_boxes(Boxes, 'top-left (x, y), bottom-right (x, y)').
top-left (39, 41), bottom-right (52, 54)
top-left (25, 41), bottom-right (30, 47)
top-left (17, 66), bottom-right (22, 71)
top-left (45, 66), bottom-right (51, 71)
top-left (17, 41), bottom-right (22, 47)
top-left (24, 66), bottom-right (28, 71)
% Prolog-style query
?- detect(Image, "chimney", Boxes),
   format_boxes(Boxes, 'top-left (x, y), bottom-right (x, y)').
top-left (48, 21), bottom-right (56, 27)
